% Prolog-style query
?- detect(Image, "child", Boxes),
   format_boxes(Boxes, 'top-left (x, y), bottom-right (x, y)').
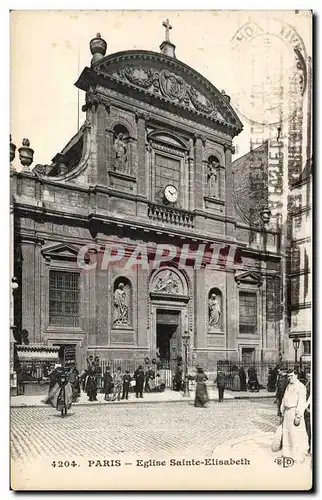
top-left (122, 370), bottom-right (132, 400)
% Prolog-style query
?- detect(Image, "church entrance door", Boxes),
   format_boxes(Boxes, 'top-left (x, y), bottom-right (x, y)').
top-left (156, 310), bottom-right (181, 363)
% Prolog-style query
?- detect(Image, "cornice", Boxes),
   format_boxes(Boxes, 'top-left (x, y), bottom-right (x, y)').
top-left (76, 60), bottom-right (242, 137)
top-left (93, 50), bottom-right (242, 128)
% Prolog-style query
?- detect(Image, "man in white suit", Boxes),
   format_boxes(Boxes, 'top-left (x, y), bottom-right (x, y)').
top-left (280, 368), bottom-right (309, 463)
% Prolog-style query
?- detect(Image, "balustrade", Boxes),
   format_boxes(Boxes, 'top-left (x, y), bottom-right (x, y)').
top-left (148, 203), bottom-right (194, 228)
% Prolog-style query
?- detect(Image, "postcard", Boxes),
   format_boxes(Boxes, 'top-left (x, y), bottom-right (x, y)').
top-left (10, 9), bottom-right (312, 491)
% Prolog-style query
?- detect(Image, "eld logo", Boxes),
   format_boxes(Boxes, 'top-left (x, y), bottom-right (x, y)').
top-left (274, 457), bottom-right (294, 468)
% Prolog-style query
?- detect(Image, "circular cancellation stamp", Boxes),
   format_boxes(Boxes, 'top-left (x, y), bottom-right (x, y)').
top-left (230, 17), bottom-right (308, 126)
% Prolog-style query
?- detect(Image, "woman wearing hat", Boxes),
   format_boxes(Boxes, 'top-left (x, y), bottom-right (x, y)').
top-left (194, 366), bottom-right (209, 408)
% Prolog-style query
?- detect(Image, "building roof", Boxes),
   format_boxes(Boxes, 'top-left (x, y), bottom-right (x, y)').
top-left (75, 49), bottom-right (243, 137)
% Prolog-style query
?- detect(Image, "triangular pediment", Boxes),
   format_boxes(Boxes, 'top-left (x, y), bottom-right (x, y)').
top-left (75, 50), bottom-right (243, 136)
top-left (234, 271), bottom-right (262, 286)
top-left (41, 243), bottom-right (79, 261)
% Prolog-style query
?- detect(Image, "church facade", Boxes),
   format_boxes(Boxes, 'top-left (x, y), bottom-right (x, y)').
top-left (11, 27), bottom-right (283, 370)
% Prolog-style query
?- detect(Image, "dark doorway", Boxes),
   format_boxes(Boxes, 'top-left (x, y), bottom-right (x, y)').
top-left (157, 324), bottom-right (178, 362)
top-left (54, 344), bottom-right (76, 367)
top-left (156, 310), bottom-right (181, 363)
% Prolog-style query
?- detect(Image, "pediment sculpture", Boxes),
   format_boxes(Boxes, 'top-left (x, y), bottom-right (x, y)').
top-left (112, 66), bottom-right (230, 123)
top-left (153, 270), bottom-right (183, 295)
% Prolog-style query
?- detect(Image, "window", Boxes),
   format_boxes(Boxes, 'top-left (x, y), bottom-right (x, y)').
top-left (154, 153), bottom-right (180, 203)
top-left (239, 291), bottom-right (257, 334)
top-left (303, 340), bottom-right (311, 355)
top-left (49, 271), bottom-right (80, 326)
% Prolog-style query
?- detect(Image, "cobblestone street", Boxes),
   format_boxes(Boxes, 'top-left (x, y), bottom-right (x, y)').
top-left (11, 398), bottom-right (279, 464)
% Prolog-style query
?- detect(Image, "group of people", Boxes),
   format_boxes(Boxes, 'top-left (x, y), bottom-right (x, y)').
top-left (273, 367), bottom-right (311, 462)
top-left (66, 358), bottom-right (167, 403)
top-left (227, 365), bottom-right (260, 392)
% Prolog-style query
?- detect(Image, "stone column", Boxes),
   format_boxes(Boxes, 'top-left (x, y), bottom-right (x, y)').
top-left (188, 138), bottom-right (195, 211)
top-left (194, 268), bottom-right (206, 348)
top-left (87, 249), bottom-right (97, 346)
top-left (34, 242), bottom-right (42, 344)
top-left (137, 268), bottom-right (149, 347)
top-left (96, 265), bottom-right (109, 346)
top-left (224, 144), bottom-right (236, 238)
top-left (224, 144), bottom-right (235, 218)
top-left (97, 103), bottom-right (110, 185)
top-left (226, 270), bottom-right (237, 352)
top-left (194, 134), bottom-right (204, 210)
top-left (21, 240), bottom-right (36, 342)
top-left (136, 112), bottom-right (148, 196)
top-left (128, 136), bottom-right (138, 177)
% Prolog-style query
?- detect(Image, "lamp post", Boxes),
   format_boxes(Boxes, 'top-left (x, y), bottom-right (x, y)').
top-left (292, 336), bottom-right (300, 367)
top-left (182, 331), bottom-right (190, 398)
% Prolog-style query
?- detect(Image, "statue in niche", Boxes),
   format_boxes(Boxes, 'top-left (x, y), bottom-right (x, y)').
top-left (154, 271), bottom-right (180, 294)
top-left (208, 293), bottom-right (221, 328)
top-left (113, 133), bottom-right (128, 173)
top-left (113, 282), bottom-right (129, 325)
top-left (207, 157), bottom-right (220, 198)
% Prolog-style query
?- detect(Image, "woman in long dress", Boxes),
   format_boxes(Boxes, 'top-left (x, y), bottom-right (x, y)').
top-left (56, 372), bottom-right (73, 418)
top-left (194, 367), bottom-right (209, 408)
top-left (45, 368), bottom-right (73, 417)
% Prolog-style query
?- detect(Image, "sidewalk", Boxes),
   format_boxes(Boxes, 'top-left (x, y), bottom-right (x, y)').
top-left (10, 387), bottom-right (274, 408)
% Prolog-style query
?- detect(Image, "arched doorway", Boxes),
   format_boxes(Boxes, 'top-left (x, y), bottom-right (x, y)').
top-left (149, 268), bottom-right (190, 363)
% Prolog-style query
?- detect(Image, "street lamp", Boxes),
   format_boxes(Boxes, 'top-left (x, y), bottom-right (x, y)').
top-left (181, 331), bottom-right (190, 398)
top-left (292, 336), bottom-right (301, 366)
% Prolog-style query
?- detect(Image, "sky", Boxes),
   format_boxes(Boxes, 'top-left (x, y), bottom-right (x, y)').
top-left (10, 10), bottom-right (312, 166)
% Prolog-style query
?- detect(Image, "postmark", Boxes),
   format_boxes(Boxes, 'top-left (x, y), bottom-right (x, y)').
top-left (230, 17), bottom-right (307, 127)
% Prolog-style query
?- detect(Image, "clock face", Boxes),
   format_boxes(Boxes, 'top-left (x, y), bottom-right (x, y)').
top-left (164, 185), bottom-right (178, 203)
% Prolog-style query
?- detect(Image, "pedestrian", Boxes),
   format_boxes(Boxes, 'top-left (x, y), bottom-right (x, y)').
top-left (68, 366), bottom-right (80, 402)
top-left (280, 368), bottom-right (308, 463)
top-left (247, 366), bottom-right (260, 392)
top-left (122, 370), bottom-right (132, 400)
top-left (86, 355), bottom-right (94, 371)
top-left (173, 360), bottom-right (183, 391)
top-left (56, 370), bottom-right (73, 418)
top-left (231, 366), bottom-right (241, 391)
top-left (134, 365), bottom-right (145, 398)
top-left (94, 357), bottom-right (102, 392)
top-left (304, 372), bottom-right (311, 454)
top-left (103, 366), bottom-right (113, 401)
top-left (43, 364), bottom-right (64, 405)
top-left (111, 367), bottom-right (123, 401)
top-left (239, 366), bottom-right (247, 391)
top-left (194, 366), bottom-right (209, 408)
top-left (267, 366), bottom-right (277, 392)
top-left (144, 366), bottom-right (155, 392)
top-left (275, 368), bottom-right (288, 416)
top-left (85, 367), bottom-right (98, 402)
top-left (215, 370), bottom-right (226, 402)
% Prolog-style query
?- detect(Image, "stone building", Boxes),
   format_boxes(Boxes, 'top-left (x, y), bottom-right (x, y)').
top-left (286, 161), bottom-right (312, 362)
top-left (11, 26), bottom-right (283, 371)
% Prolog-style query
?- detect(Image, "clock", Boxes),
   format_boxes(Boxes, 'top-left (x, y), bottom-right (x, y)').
top-left (164, 185), bottom-right (178, 203)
